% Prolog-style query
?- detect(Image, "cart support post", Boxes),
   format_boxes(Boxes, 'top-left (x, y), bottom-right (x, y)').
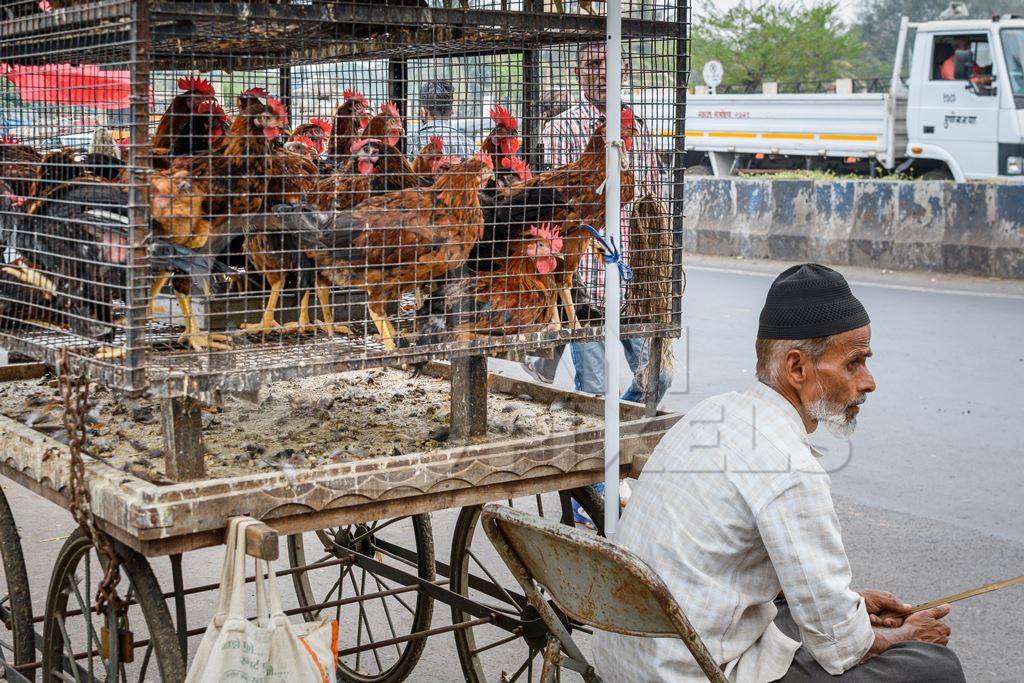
top-left (451, 355), bottom-right (488, 440)
top-left (603, 0), bottom-right (624, 535)
top-left (644, 337), bottom-right (663, 418)
top-left (170, 554), bottom-right (188, 660)
top-left (160, 396), bottom-right (206, 481)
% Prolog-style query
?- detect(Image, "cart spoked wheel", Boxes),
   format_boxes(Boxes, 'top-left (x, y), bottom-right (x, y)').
top-left (450, 486), bottom-right (605, 683)
top-left (0, 484), bottom-right (34, 672)
top-left (41, 529), bottom-right (185, 683)
top-left (287, 514), bottom-right (435, 683)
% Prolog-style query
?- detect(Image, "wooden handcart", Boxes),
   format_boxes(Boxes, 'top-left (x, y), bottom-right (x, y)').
top-left (0, 360), bottom-right (677, 682)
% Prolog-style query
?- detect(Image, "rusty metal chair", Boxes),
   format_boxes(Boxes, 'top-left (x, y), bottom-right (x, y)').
top-left (481, 503), bottom-right (729, 683)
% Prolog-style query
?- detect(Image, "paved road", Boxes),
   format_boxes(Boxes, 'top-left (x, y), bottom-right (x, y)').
top-left (2, 255), bottom-right (1021, 681)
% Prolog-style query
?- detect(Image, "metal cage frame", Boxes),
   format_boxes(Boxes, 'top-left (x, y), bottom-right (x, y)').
top-left (0, 1), bottom-right (689, 398)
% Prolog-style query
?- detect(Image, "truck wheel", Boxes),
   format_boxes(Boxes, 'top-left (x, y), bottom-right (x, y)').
top-left (921, 168), bottom-right (952, 180)
top-left (685, 165), bottom-right (713, 177)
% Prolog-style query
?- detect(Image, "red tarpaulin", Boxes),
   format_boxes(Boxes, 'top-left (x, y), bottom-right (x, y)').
top-left (0, 63), bottom-right (132, 110)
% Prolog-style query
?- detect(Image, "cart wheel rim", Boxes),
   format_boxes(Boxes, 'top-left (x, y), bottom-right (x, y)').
top-left (40, 529), bottom-right (184, 683)
top-left (287, 515), bottom-right (435, 683)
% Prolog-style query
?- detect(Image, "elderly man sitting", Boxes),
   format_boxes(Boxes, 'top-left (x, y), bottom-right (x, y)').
top-left (594, 264), bottom-right (965, 682)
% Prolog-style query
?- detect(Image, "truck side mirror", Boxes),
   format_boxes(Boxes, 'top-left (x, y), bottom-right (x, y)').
top-left (953, 49), bottom-right (973, 80)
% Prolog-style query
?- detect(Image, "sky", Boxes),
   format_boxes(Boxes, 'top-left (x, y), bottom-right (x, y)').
top-left (696, 0), bottom-right (858, 23)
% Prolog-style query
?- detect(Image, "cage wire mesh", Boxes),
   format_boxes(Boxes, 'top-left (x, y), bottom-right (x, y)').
top-left (0, 0), bottom-right (688, 396)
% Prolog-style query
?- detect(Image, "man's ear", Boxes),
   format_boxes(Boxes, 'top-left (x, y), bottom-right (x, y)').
top-left (782, 348), bottom-right (811, 390)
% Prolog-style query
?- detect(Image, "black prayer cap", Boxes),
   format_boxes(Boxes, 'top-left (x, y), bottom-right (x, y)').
top-left (757, 264), bottom-right (870, 340)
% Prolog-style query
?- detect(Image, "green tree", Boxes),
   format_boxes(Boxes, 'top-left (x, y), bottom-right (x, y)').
top-left (692, 1), bottom-right (866, 89)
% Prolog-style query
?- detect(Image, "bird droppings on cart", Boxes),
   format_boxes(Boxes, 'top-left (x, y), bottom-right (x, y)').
top-left (0, 368), bottom-right (602, 483)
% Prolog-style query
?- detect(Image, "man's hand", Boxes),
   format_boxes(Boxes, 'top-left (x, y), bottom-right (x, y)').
top-left (859, 604), bottom-right (953, 664)
top-left (901, 604), bottom-right (953, 645)
top-left (859, 589), bottom-right (912, 627)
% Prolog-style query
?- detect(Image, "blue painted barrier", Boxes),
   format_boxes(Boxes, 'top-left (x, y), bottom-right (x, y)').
top-left (683, 178), bottom-right (1024, 279)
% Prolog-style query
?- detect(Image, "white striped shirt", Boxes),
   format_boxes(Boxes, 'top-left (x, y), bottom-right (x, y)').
top-left (594, 382), bottom-right (874, 682)
top-left (541, 98), bottom-right (663, 296)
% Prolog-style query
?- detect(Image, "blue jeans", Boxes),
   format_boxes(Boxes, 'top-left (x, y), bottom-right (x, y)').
top-left (569, 337), bottom-right (671, 403)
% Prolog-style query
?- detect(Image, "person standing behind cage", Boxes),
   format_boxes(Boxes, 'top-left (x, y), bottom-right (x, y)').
top-left (521, 42), bottom-right (671, 404)
top-left (407, 79), bottom-right (477, 161)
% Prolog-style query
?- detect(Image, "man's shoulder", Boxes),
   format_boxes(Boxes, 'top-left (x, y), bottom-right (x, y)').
top-left (646, 389), bottom-right (818, 480)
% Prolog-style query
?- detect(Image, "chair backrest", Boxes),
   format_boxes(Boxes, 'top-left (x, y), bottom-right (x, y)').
top-left (481, 503), bottom-right (727, 682)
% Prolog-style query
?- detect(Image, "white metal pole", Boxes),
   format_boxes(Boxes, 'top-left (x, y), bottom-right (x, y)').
top-left (603, 0), bottom-right (623, 536)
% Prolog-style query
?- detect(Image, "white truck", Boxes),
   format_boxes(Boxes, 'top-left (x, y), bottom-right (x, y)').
top-left (681, 8), bottom-right (1024, 181)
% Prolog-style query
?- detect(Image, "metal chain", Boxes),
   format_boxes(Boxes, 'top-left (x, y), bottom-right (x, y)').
top-left (58, 349), bottom-right (127, 617)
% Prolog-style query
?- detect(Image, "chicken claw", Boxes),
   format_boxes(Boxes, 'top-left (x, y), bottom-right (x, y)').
top-left (95, 345), bottom-right (126, 360)
top-left (241, 319), bottom-right (282, 335)
top-left (179, 331), bottom-right (232, 351)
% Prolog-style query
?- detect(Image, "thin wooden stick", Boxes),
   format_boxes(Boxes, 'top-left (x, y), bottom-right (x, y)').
top-left (883, 575), bottom-right (1024, 618)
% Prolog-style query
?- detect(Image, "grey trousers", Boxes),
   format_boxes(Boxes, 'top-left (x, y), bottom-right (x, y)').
top-left (772, 604), bottom-right (966, 682)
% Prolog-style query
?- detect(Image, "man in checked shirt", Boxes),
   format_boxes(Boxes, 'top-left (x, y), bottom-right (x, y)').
top-left (594, 264), bottom-right (964, 682)
top-left (521, 42), bottom-right (671, 405)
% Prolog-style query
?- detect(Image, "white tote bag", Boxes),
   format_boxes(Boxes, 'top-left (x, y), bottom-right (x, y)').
top-left (186, 518), bottom-right (338, 683)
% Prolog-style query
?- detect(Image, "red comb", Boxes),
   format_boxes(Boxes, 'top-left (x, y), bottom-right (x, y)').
top-left (621, 107), bottom-right (637, 130)
top-left (509, 156), bottom-right (532, 181)
top-left (0, 134), bottom-right (20, 145)
top-left (178, 76), bottom-right (215, 96)
top-left (310, 117), bottom-right (332, 135)
top-left (290, 135), bottom-right (315, 149)
top-left (490, 105), bottom-right (518, 131)
top-left (351, 138), bottom-right (383, 153)
top-left (240, 87), bottom-right (269, 99)
top-left (427, 135), bottom-right (445, 151)
top-left (265, 96), bottom-right (288, 118)
top-left (474, 150), bottom-right (494, 170)
top-left (343, 89), bottom-right (369, 105)
top-left (381, 102), bottom-right (401, 120)
top-left (530, 223), bottom-right (562, 252)
top-left (195, 99), bottom-right (224, 115)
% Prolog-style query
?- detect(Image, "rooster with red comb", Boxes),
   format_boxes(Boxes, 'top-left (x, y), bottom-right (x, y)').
top-left (291, 117), bottom-right (332, 156)
top-left (152, 74), bottom-right (224, 163)
top-left (328, 89), bottom-right (372, 160)
top-left (480, 104), bottom-right (530, 193)
top-left (417, 221), bottom-right (565, 343)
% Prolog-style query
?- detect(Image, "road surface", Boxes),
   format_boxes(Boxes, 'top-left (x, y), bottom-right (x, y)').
top-left (1, 255), bottom-right (1020, 681)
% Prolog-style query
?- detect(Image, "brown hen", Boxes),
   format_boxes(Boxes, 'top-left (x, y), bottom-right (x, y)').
top-left (276, 154), bottom-right (494, 349)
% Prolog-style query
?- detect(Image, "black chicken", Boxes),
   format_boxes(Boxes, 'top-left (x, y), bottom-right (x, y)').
top-left (12, 181), bottom-right (233, 343)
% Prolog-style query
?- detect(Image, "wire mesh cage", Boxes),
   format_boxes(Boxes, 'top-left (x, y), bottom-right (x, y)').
top-left (0, 0), bottom-right (688, 397)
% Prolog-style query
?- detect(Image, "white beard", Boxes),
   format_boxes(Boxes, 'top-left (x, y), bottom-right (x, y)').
top-left (806, 394), bottom-right (863, 440)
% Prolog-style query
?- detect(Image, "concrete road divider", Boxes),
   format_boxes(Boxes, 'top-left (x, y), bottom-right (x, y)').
top-left (682, 178), bottom-right (1024, 279)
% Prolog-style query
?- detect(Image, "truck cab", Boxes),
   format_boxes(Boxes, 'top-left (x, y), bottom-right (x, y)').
top-left (905, 16), bottom-right (1024, 180)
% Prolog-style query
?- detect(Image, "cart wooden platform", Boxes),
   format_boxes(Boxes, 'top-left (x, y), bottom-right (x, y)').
top-left (0, 360), bottom-right (677, 682)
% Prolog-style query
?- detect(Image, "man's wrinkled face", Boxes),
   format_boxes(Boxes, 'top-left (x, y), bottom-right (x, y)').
top-left (575, 47), bottom-right (628, 107)
top-left (804, 326), bottom-right (876, 438)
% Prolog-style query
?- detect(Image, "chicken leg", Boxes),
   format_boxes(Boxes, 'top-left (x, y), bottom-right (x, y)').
top-left (367, 304), bottom-right (398, 350)
top-left (559, 288), bottom-right (579, 330)
top-left (175, 290), bottom-right (231, 351)
top-left (149, 271), bottom-right (170, 316)
top-left (547, 300), bottom-right (562, 331)
top-left (315, 281), bottom-right (353, 337)
top-left (240, 272), bottom-right (284, 334)
top-left (282, 290), bottom-right (314, 333)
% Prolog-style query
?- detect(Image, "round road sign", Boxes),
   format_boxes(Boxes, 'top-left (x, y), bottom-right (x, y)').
top-left (702, 60), bottom-right (724, 88)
